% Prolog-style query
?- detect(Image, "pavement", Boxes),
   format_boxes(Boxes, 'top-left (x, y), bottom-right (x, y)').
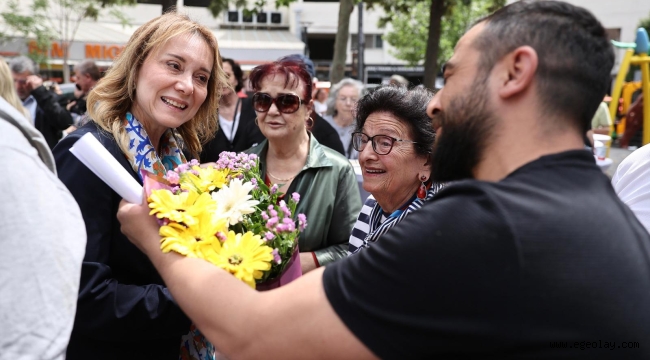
top-left (604, 146), bottom-right (634, 178)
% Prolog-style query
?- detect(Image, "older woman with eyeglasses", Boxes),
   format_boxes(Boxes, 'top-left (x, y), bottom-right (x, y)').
top-left (348, 85), bottom-right (444, 254)
top-left (246, 57), bottom-right (361, 273)
top-left (323, 78), bottom-right (364, 159)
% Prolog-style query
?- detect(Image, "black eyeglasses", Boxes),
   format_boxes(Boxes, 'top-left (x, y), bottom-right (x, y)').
top-left (351, 132), bottom-right (417, 155)
top-left (252, 93), bottom-right (308, 114)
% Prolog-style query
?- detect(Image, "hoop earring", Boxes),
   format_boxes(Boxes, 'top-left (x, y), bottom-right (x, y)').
top-left (417, 175), bottom-right (428, 199)
top-left (306, 117), bottom-right (314, 129)
top-left (254, 117), bottom-right (259, 126)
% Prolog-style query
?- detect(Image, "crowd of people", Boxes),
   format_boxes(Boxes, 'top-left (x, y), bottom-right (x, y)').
top-left (1, 1), bottom-right (650, 359)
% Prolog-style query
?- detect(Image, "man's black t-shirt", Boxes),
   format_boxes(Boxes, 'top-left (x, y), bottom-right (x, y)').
top-left (323, 150), bottom-right (650, 359)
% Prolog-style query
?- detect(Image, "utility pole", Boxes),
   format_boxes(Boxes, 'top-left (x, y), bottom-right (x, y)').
top-left (357, 2), bottom-right (365, 83)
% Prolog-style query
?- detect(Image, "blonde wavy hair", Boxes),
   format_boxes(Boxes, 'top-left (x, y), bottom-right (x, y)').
top-left (0, 57), bottom-right (30, 118)
top-left (87, 12), bottom-right (225, 159)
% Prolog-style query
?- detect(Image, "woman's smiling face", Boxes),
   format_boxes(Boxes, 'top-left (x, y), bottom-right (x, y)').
top-left (131, 33), bottom-right (213, 134)
top-left (359, 111), bottom-right (430, 212)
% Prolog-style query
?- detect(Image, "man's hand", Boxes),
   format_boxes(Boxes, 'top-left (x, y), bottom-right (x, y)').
top-left (117, 198), bottom-right (161, 256)
top-left (66, 101), bottom-right (77, 111)
top-left (25, 75), bottom-right (43, 92)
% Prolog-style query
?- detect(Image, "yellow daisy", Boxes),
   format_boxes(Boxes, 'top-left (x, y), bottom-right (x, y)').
top-left (160, 211), bottom-right (228, 257)
top-left (206, 231), bottom-right (273, 288)
top-left (148, 189), bottom-right (216, 226)
top-left (181, 166), bottom-right (230, 194)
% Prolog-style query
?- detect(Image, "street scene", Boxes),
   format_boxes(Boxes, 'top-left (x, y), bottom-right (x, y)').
top-left (1, 0), bottom-right (650, 359)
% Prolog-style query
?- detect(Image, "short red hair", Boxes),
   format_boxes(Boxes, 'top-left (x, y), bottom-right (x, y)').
top-left (248, 57), bottom-right (312, 101)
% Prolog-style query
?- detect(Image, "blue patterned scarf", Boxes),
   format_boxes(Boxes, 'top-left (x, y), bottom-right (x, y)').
top-left (124, 112), bottom-right (186, 180)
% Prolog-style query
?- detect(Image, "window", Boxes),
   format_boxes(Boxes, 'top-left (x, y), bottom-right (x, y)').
top-left (351, 34), bottom-right (383, 50)
top-left (227, 11), bottom-right (239, 22)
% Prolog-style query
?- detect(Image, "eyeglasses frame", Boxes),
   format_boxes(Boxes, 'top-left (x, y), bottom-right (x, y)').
top-left (351, 131), bottom-right (418, 156)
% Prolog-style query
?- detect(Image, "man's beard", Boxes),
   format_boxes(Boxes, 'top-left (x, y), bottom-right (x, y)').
top-left (430, 79), bottom-right (496, 183)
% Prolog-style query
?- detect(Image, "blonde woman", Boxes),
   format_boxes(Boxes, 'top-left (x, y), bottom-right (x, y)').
top-left (52, 12), bottom-right (226, 360)
top-left (0, 58), bottom-right (30, 118)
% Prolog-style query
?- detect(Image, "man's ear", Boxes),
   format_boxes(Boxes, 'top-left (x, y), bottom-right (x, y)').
top-left (497, 46), bottom-right (538, 99)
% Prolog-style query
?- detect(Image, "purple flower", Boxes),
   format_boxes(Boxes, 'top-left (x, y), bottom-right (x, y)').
top-left (216, 232), bottom-right (227, 242)
top-left (176, 163), bottom-right (189, 173)
top-left (291, 192), bottom-right (300, 203)
top-left (298, 213), bottom-right (307, 231)
top-left (266, 217), bottom-right (278, 229)
top-left (166, 170), bottom-right (180, 184)
top-left (265, 232), bottom-right (275, 241)
top-left (270, 184), bottom-right (279, 195)
top-left (189, 159), bottom-right (200, 166)
top-left (269, 209), bottom-right (278, 218)
top-left (275, 224), bottom-right (288, 233)
top-left (261, 211), bottom-right (269, 221)
top-left (272, 249), bottom-right (282, 264)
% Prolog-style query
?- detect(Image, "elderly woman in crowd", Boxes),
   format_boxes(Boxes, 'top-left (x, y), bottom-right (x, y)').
top-left (52, 13), bottom-right (226, 360)
top-left (200, 58), bottom-right (265, 162)
top-left (323, 78), bottom-right (364, 159)
top-left (246, 57), bottom-right (361, 273)
top-left (348, 85), bottom-right (444, 254)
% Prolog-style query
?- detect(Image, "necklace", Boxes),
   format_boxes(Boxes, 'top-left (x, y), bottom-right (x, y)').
top-left (267, 170), bottom-right (299, 182)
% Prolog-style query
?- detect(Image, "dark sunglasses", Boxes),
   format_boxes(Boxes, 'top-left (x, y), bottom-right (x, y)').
top-left (252, 92), bottom-right (308, 114)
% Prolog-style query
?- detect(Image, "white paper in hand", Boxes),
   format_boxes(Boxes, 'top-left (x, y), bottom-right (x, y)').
top-left (70, 132), bottom-right (143, 204)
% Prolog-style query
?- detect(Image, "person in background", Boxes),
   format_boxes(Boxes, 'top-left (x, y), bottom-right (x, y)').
top-left (69, 60), bottom-right (101, 117)
top-left (52, 12), bottom-right (226, 360)
top-left (200, 58), bottom-right (264, 162)
top-left (284, 53), bottom-right (346, 155)
top-left (10, 55), bottom-right (73, 149)
top-left (323, 78), bottom-right (365, 159)
top-left (388, 74), bottom-right (409, 87)
top-left (313, 88), bottom-right (328, 116)
top-left (0, 57), bottom-right (30, 119)
top-left (245, 56), bottom-right (361, 273)
top-left (0, 58), bottom-right (86, 360)
top-left (348, 85), bottom-right (444, 254)
top-left (117, 1), bottom-right (650, 358)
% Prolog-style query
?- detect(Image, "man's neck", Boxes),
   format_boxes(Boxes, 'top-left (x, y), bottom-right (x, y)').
top-left (473, 118), bottom-right (585, 182)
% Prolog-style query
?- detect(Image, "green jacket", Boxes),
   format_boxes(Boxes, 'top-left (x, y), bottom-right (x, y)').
top-left (247, 134), bottom-right (361, 266)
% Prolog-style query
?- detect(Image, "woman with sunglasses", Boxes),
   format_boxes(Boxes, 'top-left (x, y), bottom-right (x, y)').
top-left (348, 85), bottom-right (444, 254)
top-left (246, 57), bottom-right (362, 273)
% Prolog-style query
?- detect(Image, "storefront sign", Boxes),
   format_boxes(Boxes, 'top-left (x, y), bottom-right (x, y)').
top-left (27, 41), bottom-right (125, 61)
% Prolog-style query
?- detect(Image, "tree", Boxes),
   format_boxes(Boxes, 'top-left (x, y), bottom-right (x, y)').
top-left (639, 12), bottom-right (650, 35)
top-left (330, 0), bottom-right (356, 84)
top-left (1, 0), bottom-right (132, 82)
top-left (368, 0), bottom-right (505, 89)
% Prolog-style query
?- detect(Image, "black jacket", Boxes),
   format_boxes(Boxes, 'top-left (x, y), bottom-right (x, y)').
top-left (200, 97), bottom-right (265, 162)
top-left (53, 122), bottom-right (191, 360)
top-left (31, 85), bottom-right (73, 149)
top-left (310, 112), bottom-right (345, 156)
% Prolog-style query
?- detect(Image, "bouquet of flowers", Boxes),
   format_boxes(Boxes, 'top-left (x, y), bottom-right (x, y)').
top-left (144, 152), bottom-right (307, 289)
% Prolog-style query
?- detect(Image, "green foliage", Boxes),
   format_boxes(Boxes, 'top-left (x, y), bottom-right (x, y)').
top-left (639, 12), bottom-right (650, 34)
top-left (1, 0), bottom-right (133, 81)
top-left (379, 0), bottom-right (504, 66)
top-left (1, 0), bottom-right (55, 65)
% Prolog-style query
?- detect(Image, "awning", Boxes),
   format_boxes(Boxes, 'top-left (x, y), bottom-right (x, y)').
top-left (215, 29), bottom-right (305, 63)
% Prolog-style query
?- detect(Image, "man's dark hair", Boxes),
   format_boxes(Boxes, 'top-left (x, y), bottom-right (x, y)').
top-left (474, 0), bottom-right (615, 132)
top-left (355, 85), bottom-right (435, 157)
top-left (75, 60), bottom-right (101, 81)
top-left (222, 58), bottom-right (244, 92)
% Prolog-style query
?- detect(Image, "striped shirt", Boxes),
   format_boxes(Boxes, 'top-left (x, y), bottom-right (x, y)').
top-left (348, 183), bottom-right (445, 254)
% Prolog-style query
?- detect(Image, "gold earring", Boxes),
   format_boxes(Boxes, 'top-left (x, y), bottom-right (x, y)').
top-left (255, 117), bottom-right (259, 126)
